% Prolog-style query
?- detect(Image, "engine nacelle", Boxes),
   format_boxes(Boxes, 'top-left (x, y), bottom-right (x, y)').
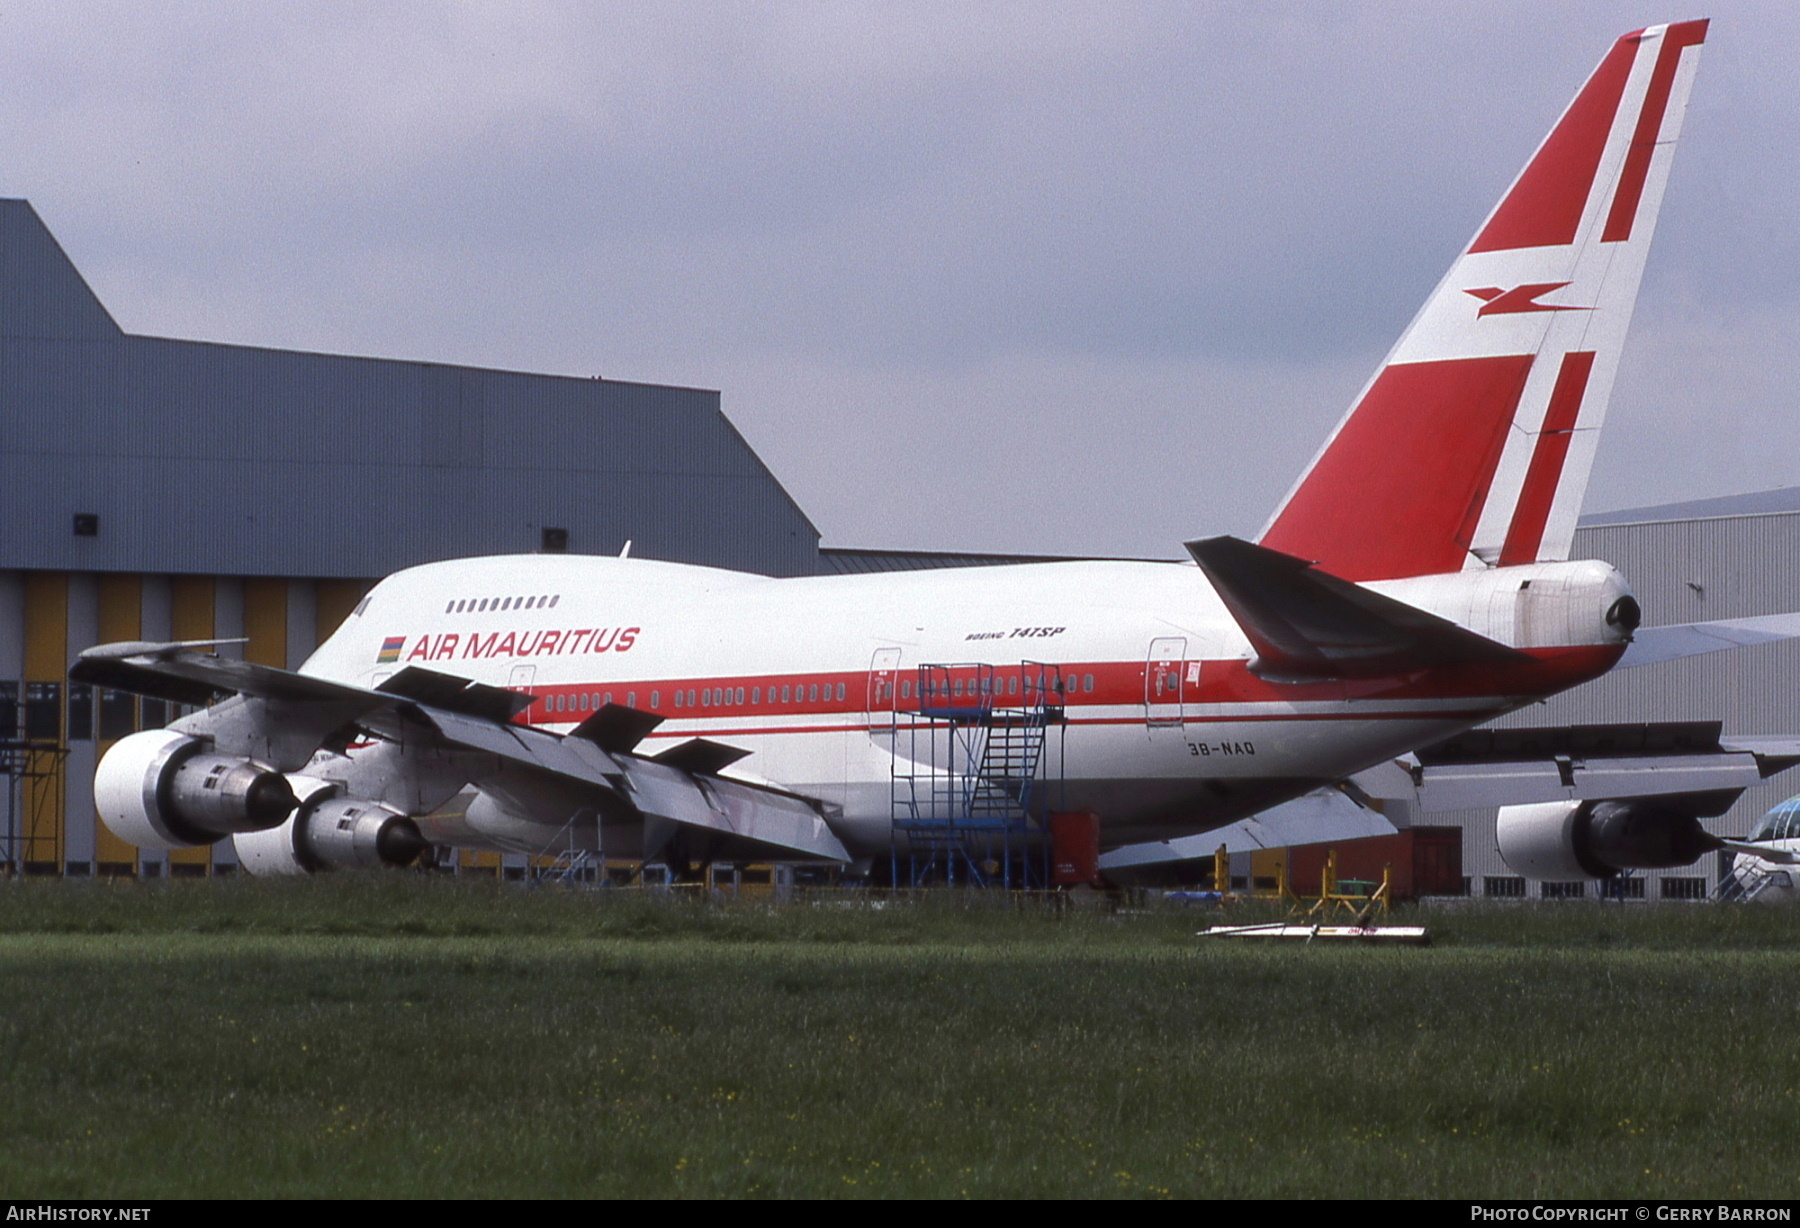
top-left (1497, 798), bottom-right (1725, 880)
top-left (232, 778), bottom-right (426, 874)
top-left (95, 729), bottom-right (298, 851)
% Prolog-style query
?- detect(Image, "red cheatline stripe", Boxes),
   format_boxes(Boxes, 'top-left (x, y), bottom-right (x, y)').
top-left (1602, 19), bottom-right (1707, 243)
top-left (1499, 351), bottom-right (1596, 566)
top-left (614, 708), bottom-right (1518, 740)
top-left (510, 643), bottom-right (1623, 733)
top-left (1468, 32), bottom-right (1639, 254)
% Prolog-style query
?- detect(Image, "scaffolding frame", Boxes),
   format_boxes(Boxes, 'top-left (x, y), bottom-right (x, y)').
top-left (0, 736), bottom-right (67, 876)
top-left (888, 661), bottom-right (1066, 888)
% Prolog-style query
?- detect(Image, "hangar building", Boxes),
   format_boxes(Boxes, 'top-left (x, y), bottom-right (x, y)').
top-left (3, 198), bottom-right (1793, 896)
top-left (0, 199), bottom-right (819, 875)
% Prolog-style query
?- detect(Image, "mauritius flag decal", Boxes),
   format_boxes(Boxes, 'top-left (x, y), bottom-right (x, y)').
top-left (378, 636), bottom-right (405, 664)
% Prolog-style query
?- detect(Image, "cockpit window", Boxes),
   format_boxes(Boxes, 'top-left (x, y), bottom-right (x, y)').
top-left (1752, 796), bottom-right (1800, 841)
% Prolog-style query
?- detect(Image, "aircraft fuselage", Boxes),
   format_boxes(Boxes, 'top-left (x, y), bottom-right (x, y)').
top-left (304, 552), bottom-right (1631, 853)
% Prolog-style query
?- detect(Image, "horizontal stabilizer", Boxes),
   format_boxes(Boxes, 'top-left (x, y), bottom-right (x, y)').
top-left (1721, 839), bottom-right (1800, 867)
top-left (1617, 612), bottom-right (1800, 668)
top-left (1186, 535), bottom-right (1525, 681)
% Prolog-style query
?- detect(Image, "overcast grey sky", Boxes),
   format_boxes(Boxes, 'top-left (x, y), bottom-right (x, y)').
top-left (3, 2), bottom-right (1794, 558)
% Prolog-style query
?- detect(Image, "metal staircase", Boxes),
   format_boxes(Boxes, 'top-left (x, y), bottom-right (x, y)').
top-left (1716, 854), bottom-right (1792, 903)
top-left (888, 662), bottom-right (1063, 888)
top-left (536, 847), bottom-right (599, 886)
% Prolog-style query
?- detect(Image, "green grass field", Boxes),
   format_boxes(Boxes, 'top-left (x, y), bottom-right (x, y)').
top-left (0, 876), bottom-right (1796, 1198)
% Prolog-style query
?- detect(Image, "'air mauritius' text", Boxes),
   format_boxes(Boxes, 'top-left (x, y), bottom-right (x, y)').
top-left (385, 627), bottom-right (641, 664)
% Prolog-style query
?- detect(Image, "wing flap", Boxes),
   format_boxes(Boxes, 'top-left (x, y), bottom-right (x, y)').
top-left (1351, 722), bottom-right (1800, 812)
top-left (617, 758), bottom-right (849, 862)
top-left (1396, 755), bottom-right (1766, 811)
top-left (413, 704), bottom-right (843, 861)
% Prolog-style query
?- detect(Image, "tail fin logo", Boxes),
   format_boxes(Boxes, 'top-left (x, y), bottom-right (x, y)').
top-left (1464, 282), bottom-right (1590, 317)
top-left (1258, 20), bottom-right (1708, 582)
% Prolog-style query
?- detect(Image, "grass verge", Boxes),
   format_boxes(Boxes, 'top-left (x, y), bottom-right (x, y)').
top-left (0, 876), bottom-right (1795, 1198)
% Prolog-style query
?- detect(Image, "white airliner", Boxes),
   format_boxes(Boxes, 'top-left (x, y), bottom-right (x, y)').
top-left (1718, 795), bottom-right (1800, 902)
top-left (75, 20), bottom-right (1800, 882)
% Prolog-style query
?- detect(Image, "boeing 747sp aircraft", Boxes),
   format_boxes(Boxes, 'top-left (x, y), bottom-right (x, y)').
top-left (76, 20), bottom-right (1799, 883)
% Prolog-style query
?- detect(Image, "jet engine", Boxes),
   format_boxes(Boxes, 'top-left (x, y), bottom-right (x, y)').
top-left (95, 729), bottom-right (297, 851)
top-left (1497, 797), bottom-right (1725, 880)
top-left (233, 777), bottom-right (426, 875)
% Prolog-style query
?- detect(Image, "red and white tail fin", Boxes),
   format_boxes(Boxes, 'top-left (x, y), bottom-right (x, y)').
top-left (1259, 20), bottom-right (1708, 582)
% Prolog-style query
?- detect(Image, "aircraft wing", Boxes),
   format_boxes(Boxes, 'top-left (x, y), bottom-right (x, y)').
top-left (1097, 787), bottom-right (1400, 876)
top-left (408, 702), bottom-right (847, 862)
top-left (1349, 721), bottom-right (1800, 813)
top-left (1615, 612), bottom-right (1800, 669)
top-left (1098, 720), bottom-right (1800, 880)
top-left (71, 638), bottom-right (389, 709)
top-left (71, 642), bottom-right (850, 865)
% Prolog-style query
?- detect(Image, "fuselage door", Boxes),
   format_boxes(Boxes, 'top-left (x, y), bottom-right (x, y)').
top-left (867, 647), bottom-right (902, 735)
top-left (1145, 636), bottom-right (1187, 728)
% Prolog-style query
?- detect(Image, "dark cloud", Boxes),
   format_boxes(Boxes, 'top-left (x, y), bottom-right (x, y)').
top-left (2, 1), bottom-right (1795, 556)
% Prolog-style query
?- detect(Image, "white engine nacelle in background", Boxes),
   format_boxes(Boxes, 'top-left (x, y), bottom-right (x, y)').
top-left (1497, 798), bottom-right (1725, 880)
top-left (232, 777), bottom-right (427, 875)
top-left (95, 729), bottom-right (297, 851)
